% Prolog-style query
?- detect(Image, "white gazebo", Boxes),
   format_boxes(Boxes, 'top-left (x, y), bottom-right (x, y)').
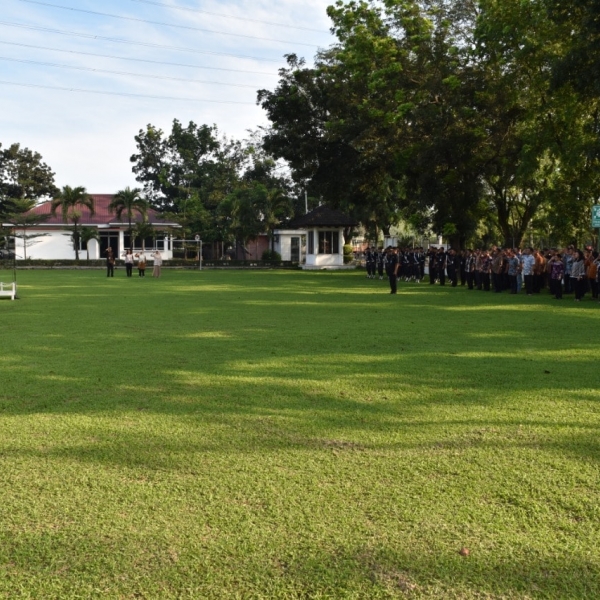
top-left (278, 206), bottom-right (356, 270)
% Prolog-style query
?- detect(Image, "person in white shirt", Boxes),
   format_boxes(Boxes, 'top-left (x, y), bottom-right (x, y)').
top-left (123, 249), bottom-right (134, 277)
top-left (521, 248), bottom-right (535, 296)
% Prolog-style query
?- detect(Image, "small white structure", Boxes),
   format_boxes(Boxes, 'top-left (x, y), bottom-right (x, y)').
top-left (6, 194), bottom-right (180, 261)
top-left (0, 281), bottom-right (16, 300)
top-left (277, 206), bottom-right (356, 270)
top-left (273, 229), bottom-right (305, 263)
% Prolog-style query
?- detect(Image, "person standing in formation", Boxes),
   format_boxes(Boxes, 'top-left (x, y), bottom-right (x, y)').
top-left (507, 249), bottom-right (520, 294)
top-left (437, 247), bottom-right (447, 285)
top-left (549, 253), bottom-right (564, 299)
top-left (365, 246), bottom-right (374, 279)
top-left (377, 248), bottom-right (385, 280)
top-left (571, 250), bottom-right (586, 301)
top-left (136, 251), bottom-right (147, 277)
top-left (123, 248), bottom-right (134, 277)
top-left (427, 246), bottom-right (437, 284)
top-left (521, 248), bottom-right (535, 296)
top-left (152, 250), bottom-right (162, 278)
top-left (105, 247), bottom-right (115, 278)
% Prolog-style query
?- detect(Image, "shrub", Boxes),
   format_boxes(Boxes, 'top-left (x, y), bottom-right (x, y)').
top-left (262, 250), bottom-right (282, 261)
top-left (343, 244), bottom-right (354, 264)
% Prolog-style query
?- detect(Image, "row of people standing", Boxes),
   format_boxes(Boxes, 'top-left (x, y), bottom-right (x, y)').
top-left (365, 247), bottom-right (426, 282)
top-left (105, 248), bottom-right (162, 278)
top-left (363, 245), bottom-right (600, 302)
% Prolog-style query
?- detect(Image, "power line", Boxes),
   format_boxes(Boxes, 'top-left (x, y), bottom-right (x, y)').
top-left (0, 56), bottom-right (262, 88)
top-left (128, 0), bottom-right (327, 33)
top-left (0, 79), bottom-right (256, 103)
top-left (17, 0), bottom-right (320, 48)
top-left (0, 21), bottom-right (285, 62)
top-left (0, 40), bottom-right (279, 76)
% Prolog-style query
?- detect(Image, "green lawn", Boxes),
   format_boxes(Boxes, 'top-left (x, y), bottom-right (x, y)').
top-left (0, 269), bottom-right (599, 599)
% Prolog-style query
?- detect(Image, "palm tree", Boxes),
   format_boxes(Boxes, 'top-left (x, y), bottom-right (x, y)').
top-left (263, 187), bottom-right (293, 251)
top-left (132, 219), bottom-right (155, 251)
top-left (51, 186), bottom-right (94, 261)
top-left (109, 187), bottom-right (148, 246)
top-left (79, 226), bottom-right (99, 261)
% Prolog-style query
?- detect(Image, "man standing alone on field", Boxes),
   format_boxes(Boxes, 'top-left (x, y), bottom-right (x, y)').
top-left (105, 247), bottom-right (115, 278)
top-left (386, 246), bottom-right (399, 294)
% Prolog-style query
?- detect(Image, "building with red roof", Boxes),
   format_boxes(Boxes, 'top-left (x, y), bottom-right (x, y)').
top-left (7, 194), bottom-right (180, 260)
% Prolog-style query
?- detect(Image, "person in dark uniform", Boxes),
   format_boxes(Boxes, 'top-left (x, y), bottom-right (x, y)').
top-left (427, 247), bottom-right (437, 284)
top-left (377, 248), bottom-right (385, 279)
top-left (365, 246), bottom-right (374, 278)
top-left (446, 249), bottom-right (457, 287)
top-left (417, 248), bottom-right (425, 282)
top-left (437, 247), bottom-right (447, 285)
top-left (459, 251), bottom-right (467, 286)
top-left (400, 248), bottom-right (409, 280)
top-left (105, 247), bottom-right (115, 277)
top-left (465, 250), bottom-right (475, 290)
top-left (386, 246), bottom-right (399, 294)
top-left (372, 247), bottom-right (379, 278)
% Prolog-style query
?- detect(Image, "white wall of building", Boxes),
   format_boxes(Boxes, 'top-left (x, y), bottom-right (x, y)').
top-left (16, 230), bottom-right (75, 260)
top-left (304, 227), bottom-right (345, 269)
top-left (274, 229), bottom-right (305, 262)
top-left (14, 229), bottom-right (176, 260)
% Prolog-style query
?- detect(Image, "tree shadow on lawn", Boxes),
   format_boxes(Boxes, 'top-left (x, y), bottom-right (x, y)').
top-left (274, 542), bottom-right (600, 599)
top-left (2, 270), bottom-right (599, 458)
top-left (2, 512), bottom-right (599, 599)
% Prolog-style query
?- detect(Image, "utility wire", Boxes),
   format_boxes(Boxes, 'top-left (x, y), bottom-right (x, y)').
top-left (0, 79), bottom-right (256, 103)
top-left (0, 21), bottom-right (284, 62)
top-left (0, 56), bottom-right (261, 88)
top-left (128, 0), bottom-right (327, 33)
top-left (17, 0), bottom-right (320, 48)
top-left (0, 40), bottom-right (279, 76)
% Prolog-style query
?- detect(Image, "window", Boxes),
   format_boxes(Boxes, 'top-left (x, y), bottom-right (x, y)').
top-left (308, 231), bottom-right (314, 254)
top-left (318, 231), bottom-right (340, 254)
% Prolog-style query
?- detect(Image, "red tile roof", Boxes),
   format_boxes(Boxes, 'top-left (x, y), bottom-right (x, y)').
top-left (28, 194), bottom-right (178, 227)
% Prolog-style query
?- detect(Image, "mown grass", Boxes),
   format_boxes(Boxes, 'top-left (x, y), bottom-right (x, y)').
top-left (0, 269), bottom-right (599, 599)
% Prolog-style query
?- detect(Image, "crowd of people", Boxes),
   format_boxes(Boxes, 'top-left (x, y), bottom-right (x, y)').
top-left (104, 248), bottom-right (162, 278)
top-left (364, 245), bottom-right (600, 301)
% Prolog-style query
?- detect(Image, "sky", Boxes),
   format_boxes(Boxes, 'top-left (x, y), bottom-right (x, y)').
top-left (0, 0), bottom-right (336, 192)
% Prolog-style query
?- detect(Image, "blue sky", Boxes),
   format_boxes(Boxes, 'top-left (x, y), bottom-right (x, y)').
top-left (0, 0), bottom-right (335, 192)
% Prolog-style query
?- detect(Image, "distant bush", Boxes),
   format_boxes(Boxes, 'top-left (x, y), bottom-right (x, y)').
top-left (262, 250), bottom-right (282, 261)
top-left (343, 244), bottom-right (354, 264)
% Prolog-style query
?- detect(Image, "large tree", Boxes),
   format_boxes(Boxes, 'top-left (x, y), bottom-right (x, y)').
top-left (0, 143), bottom-right (57, 217)
top-left (131, 120), bottom-right (244, 251)
top-left (258, 1), bottom-right (488, 247)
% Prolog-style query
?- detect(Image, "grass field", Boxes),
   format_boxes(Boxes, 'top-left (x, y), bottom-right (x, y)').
top-left (0, 269), bottom-right (599, 599)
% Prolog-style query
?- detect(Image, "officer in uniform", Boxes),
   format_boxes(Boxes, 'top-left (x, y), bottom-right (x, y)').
top-left (386, 246), bottom-right (399, 294)
top-left (365, 246), bottom-right (374, 278)
top-left (437, 247), bottom-right (447, 285)
top-left (377, 248), bottom-right (385, 279)
top-left (427, 246), bottom-right (437, 284)
top-left (446, 248), bottom-right (457, 286)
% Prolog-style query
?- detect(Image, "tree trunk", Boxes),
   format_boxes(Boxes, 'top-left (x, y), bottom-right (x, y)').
top-left (73, 223), bottom-right (80, 261)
